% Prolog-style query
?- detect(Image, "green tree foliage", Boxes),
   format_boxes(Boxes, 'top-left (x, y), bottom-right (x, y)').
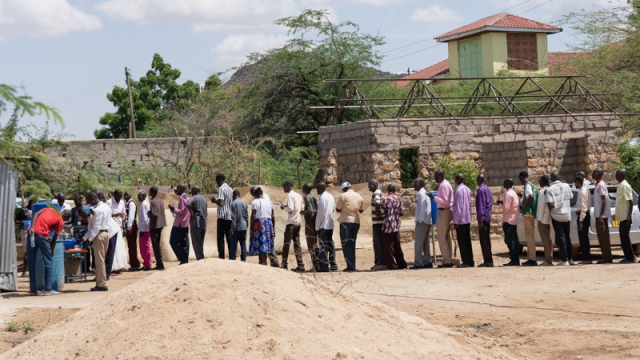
top-left (431, 156), bottom-right (479, 192)
top-left (234, 9), bottom-right (394, 145)
top-left (95, 54), bottom-right (201, 138)
top-left (559, 1), bottom-right (640, 131)
top-left (0, 84), bottom-right (63, 127)
top-left (617, 139), bottom-right (640, 190)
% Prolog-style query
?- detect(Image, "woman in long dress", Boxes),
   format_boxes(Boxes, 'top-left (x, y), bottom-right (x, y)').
top-left (249, 187), bottom-right (279, 266)
top-left (107, 191), bottom-right (128, 272)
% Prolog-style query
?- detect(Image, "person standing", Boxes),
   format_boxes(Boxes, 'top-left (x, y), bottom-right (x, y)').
top-left (536, 175), bottom-right (554, 266)
top-left (575, 175), bottom-right (592, 264)
top-left (212, 174), bottom-right (233, 259)
top-left (368, 179), bottom-right (386, 270)
top-left (70, 195), bottom-right (90, 272)
top-left (519, 171), bottom-right (539, 267)
top-left (107, 190), bottom-right (127, 272)
top-left (84, 191), bottom-right (110, 291)
top-left (336, 182), bottom-right (365, 272)
top-left (168, 184), bottom-right (191, 265)
top-left (427, 170), bottom-right (454, 268)
top-left (148, 186), bottom-right (167, 270)
top-left (380, 184), bottom-right (408, 270)
top-left (453, 174), bottom-right (473, 268)
top-left (475, 174), bottom-right (493, 267)
top-left (230, 190), bottom-right (248, 261)
top-left (315, 182), bottom-right (338, 272)
top-left (187, 186), bottom-right (208, 261)
top-left (280, 180), bottom-right (305, 271)
top-left (593, 169), bottom-right (612, 264)
top-left (249, 187), bottom-right (280, 267)
top-left (576, 171), bottom-right (591, 188)
top-left (27, 207), bottom-right (64, 296)
top-left (137, 192), bottom-right (152, 271)
top-left (499, 179), bottom-right (520, 266)
top-left (546, 172), bottom-right (573, 266)
top-left (300, 183), bottom-right (320, 271)
top-left (123, 192), bottom-right (141, 271)
top-left (615, 169), bottom-right (636, 263)
top-left (411, 178), bottom-right (432, 269)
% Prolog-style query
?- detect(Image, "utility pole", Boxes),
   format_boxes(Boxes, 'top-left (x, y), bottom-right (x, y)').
top-left (125, 67), bottom-right (136, 139)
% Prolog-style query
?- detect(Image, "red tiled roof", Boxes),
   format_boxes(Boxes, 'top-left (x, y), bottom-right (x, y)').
top-left (435, 13), bottom-right (562, 42)
top-left (396, 59), bottom-right (449, 86)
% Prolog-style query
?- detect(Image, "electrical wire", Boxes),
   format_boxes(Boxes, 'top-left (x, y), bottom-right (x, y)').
top-left (49, 74), bottom-right (124, 106)
top-left (517, 0), bottom-right (554, 15)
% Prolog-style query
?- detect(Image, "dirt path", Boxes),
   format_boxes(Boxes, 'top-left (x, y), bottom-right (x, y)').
top-left (2, 238), bottom-right (640, 359)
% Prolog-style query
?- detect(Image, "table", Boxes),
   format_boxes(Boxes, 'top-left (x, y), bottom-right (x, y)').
top-left (64, 249), bottom-right (88, 283)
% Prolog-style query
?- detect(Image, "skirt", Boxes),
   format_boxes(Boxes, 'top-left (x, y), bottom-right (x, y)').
top-left (249, 218), bottom-right (275, 255)
top-left (111, 229), bottom-right (128, 271)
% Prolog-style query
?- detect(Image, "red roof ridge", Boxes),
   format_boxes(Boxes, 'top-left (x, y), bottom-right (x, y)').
top-left (396, 59), bottom-right (449, 86)
top-left (435, 13), bottom-right (562, 42)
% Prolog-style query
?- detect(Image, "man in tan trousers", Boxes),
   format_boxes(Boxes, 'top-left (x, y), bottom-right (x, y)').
top-left (85, 191), bottom-right (111, 292)
top-left (428, 170), bottom-right (454, 268)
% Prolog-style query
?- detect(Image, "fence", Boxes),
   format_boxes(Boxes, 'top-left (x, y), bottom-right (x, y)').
top-left (0, 162), bottom-right (18, 291)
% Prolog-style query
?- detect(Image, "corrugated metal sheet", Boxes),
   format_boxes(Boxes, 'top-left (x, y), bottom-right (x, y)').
top-left (436, 13), bottom-right (561, 42)
top-left (0, 162), bottom-right (19, 291)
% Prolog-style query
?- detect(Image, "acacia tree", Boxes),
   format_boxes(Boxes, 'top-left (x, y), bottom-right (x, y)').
top-left (233, 9), bottom-right (389, 145)
top-left (95, 53), bottom-right (201, 138)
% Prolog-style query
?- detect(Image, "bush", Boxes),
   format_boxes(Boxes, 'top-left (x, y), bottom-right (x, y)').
top-left (430, 156), bottom-right (479, 192)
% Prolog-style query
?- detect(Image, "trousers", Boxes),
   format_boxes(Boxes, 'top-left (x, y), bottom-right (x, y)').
top-left (258, 252), bottom-right (280, 266)
top-left (190, 226), bottom-right (206, 260)
top-left (229, 230), bottom-right (247, 261)
top-left (436, 209), bottom-right (453, 264)
top-left (537, 223), bottom-right (553, 263)
top-left (125, 224), bottom-right (140, 268)
top-left (372, 223), bottom-right (385, 266)
top-left (456, 224), bottom-right (474, 266)
top-left (93, 232), bottom-right (109, 288)
top-left (105, 233), bottom-right (118, 278)
top-left (217, 219), bottom-right (232, 259)
top-left (340, 222), bottom-right (360, 271)
top-left (138, 232), bottom-right (152, 268)
top-left (551, 219), bottom-right (571, 262)
top-left (382, 231), bottom-right (407, 270)
top-left (304, 217), bottom-right (320, 271)
top-left (282, 224), bottom-right (304, 269)
top-left (577, 213), bottom-right (591, 261)
top-left (318, 228), bottom-right (338, 271)
top-left (170, 226), bottom-right (190, 264)
top-left (595, 218), bottom-right (612, 261)
top-left (524, 214), bottom-right (536, 261)
top-left (27, 234), bottom-right (54, 292)
top-left (503, 223), bottom-right (519, 262)
top-left (414, 222), bottom-right (432, 266)
top-left (150, 228), bottom-right (164, 268)
top-left (478, 221), bottom-right (493, 264)
top-left (619, 220), bottom-right (636, 261)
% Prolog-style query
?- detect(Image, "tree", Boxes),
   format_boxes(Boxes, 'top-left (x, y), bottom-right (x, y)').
top-left (232, 9), bottom-right (392, 145)
top-left (95, 54), bottom-right (201, 138)
top-left (0, 84), bottom-right (63, 127)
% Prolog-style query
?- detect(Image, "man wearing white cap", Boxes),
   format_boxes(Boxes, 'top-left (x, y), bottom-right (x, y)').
top-left (336, 182), bottom-right (365, 271)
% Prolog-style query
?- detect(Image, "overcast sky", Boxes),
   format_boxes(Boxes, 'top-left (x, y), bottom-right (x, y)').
top-left (0, 0), bottom-right (626, 140)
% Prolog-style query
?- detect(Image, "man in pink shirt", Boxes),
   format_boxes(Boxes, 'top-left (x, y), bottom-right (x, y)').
top-left (168, 184), bottom-right (191, 265)
top-left (498, 179), bottom-right (520, 266)
top-left (428, 170), bottom-right (454, 268)
top-left (453, 174), bottom-right (473, 268)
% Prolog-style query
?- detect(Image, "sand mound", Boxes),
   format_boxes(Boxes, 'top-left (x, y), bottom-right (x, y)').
top-left (3, 261), bottom-right (511, 359)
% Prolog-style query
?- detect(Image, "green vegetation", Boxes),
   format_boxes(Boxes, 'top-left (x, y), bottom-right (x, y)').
top-left (616, 140), bottom-right (640, 190)
top-left (431, 156), bottom-right (479, 192)
top-left (5, 321), bottom-right (18, 332)
top-left (23, 322), bottom-right (34, 334)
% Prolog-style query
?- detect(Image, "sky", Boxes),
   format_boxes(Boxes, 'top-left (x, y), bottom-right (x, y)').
top-left (0, 0), bottom-right (627, 140)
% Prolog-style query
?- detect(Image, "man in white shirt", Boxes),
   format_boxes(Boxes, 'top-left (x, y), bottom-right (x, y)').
top-left (315, 182), bottom-right (338, 272)
top-left (123, 192), bottom-right (141, 271)
top-left (592, 168), bottom-right (613, 263)
top-left (280, 180), bottom-right (305, 272)
top-left (108, 190), bottom-right (126, 228)
top-left (412, 178), bottom-right (432, 269)
top-left (137, 192), bottom-right (153, 271)
top-left (575, 175), bottom-right (592, 264)
top-left (536, 175), bottom-right (553, 266)
top-left (84, 191), bottom-right (111, 291)
top-left (576, 171), bottom-right (591, 188)
top-left (336, 182), bottom-right (365, 272)
top-left (546, 172), bottom-right (574, 266)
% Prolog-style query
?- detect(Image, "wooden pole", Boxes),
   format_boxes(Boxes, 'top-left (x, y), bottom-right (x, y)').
top-left (125, 67), bottom-right (136, 139)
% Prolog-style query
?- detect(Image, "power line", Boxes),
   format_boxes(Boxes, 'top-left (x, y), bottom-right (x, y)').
top-left (50, 79), bottom-right (124, 106)
top-left (49, 73), bottom-right (124, 106)
top-left (517, 0), bottom-right (554, 15)
top-left (381, 43), bottom-right (444, 64)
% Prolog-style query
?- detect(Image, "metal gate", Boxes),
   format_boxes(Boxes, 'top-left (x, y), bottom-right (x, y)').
top-left (0, 162), bottom-right (18, 291)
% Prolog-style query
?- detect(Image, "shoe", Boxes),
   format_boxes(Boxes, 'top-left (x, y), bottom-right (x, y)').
top-left (522, 260), bottom-right (538, 267)
top-left (503, 261), bottom-right (520, 266)
top-left (370, 264), bottom-right (387, 271)
top-left (141, 267), bottom-right (152, 271)
top-left (330, 267), bottom-right (339, 271)
top-left (44, 290), bottom-right (60, 296)
top-left (457, 264), bottom-right (473, 268)
top-left (152, 266), bottom-right (165, 271)
top-left (280, 264), bottom-right (288, 270)
top-left (568, 260), bottom-right (576, 265)
top-left (580, 260), bottom-right (593, 265)
top-left (128, 267), bottom-right (142, 272)
top-left (437, 263), bottom-right (453, 268)
top-left (30, 290), bottom-right (42, 296)
top-left (556, 261), bottom-right (569, 266)
top-left (178, 262), bottom-right (188, 266)
top-left (424, 263), bottom-right (433, 269)
top-left (90, 286), bottom-right (108, 292)
top-left (291, 267), bottom-right (305, 273)
top-left (618, 258), bottom-right (636, 264)
top-left (597, 259), bottom-right (612, 264)
top-left (342, 268), bottom-right (356, 272)
top-left (540, 261), bottom-right (554, 266)
top-left (410, 264), bottom-right (424, 269)
top-left (478, 262), bottom-right (494, 268)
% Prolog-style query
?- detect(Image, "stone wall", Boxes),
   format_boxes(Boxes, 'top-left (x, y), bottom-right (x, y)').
top-left (318, 113), bottom-right (621, 188)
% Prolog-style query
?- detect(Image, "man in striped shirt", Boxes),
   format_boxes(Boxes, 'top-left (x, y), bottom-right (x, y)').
top-left (212, 174), bottom-right (234, 259)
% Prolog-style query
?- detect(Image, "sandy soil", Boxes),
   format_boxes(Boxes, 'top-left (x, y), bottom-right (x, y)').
top-left (2, 238), bottom-right (640, 359)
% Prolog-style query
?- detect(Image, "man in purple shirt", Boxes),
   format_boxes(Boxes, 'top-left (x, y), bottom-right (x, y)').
top-left (475, 174), bottom-right (493, 267)
top-left (428, 169), bottom-right (454, 268)
top-left (168, 184), bottom-right (191, 265)
top-left (453, 174), bottom-right (473, 268)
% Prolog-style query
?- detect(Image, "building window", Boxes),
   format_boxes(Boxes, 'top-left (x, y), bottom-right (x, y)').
top-left (507, 33), bottom-right (538, 71)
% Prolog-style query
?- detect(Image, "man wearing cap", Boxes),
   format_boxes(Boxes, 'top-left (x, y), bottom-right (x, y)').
top-left (336, 182), bottom-right (365, 272)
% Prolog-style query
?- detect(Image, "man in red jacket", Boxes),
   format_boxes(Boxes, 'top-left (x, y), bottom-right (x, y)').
top-left (28, 207), bottom-right (64, 296)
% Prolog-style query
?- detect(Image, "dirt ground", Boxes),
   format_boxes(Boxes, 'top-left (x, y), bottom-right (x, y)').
top-left (2, 237), bottom-right (640, 359)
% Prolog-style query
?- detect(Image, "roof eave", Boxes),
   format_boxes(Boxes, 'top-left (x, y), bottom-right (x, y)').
top-left (435, 26), bottom-right (563, 43)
